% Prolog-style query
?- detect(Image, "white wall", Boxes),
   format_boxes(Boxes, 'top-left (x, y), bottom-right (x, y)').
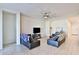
top-left (16, 12), bottom-right (20, 45)
top-left (41, 20), bottom-right (47, 37)
top-left (51, 18), bottom-right (67, 34)
top-left (0, 10), bottom-right (3, 49)
top-left (43, 17), bottom-right (67, 37)
top-left (20, 15), bottom-right (41, 34)
top-left (45, 20), bottom-right (50, 36)
top-left (3, 11), bottom-right (16, 45)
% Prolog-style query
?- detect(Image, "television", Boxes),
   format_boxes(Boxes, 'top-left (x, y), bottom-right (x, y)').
top-left (33, 28), bottom-right (40, 33)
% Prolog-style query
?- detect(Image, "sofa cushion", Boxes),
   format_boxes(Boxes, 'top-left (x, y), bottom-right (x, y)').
top-left (52, 34), bottom-right (56, 37)
top-left (20, 33), bottom-right (29, 42)
top-left (50, 36), bottom-right (59, 41)
top-left (57, 33), bottom-right (65, 42)
top-left (48, 40), bottom-right (58, 46)
top-left (55, 32), bottom-right (60, 35)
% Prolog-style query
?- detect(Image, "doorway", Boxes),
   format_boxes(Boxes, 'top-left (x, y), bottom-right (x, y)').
top-left (68, 16), bottom-right (79, 50)
top-left (68, 16), bottom-right (79, 39)
top-left (3, 11), bottom-right (16, 47)
top-left (0, 9), bottom-right (20, 49)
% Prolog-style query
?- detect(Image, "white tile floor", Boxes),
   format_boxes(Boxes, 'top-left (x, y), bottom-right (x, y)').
top-left (0, 36), bottom-right (79, 55)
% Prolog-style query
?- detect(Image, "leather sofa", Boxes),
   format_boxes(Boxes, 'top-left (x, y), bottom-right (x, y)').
top-left (20, 33), bottom-right (40, 49)
top-left (47, 31), bottom-right (65, 47)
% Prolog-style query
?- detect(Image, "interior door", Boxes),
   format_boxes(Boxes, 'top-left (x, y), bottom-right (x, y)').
top-left (68, 16), bottom-right (79, 50)
top-left (68, 16), bottom-right (79, 39)
top-left (3, 11), bottom-right (16, 46)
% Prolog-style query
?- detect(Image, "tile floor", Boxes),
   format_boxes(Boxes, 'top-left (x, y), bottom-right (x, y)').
top-left (0, 36), bottom-right (79, 55)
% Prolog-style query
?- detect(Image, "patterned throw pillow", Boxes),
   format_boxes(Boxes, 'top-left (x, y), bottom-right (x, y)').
top-left (57, 33), bottom-right (64, 42)
top-left (20, 33), bottom-right (29, 42)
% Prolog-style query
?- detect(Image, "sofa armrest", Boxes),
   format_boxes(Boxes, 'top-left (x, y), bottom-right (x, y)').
top-left (30, 40), bottom-right (40, 49)
top-left (47, 39), bottom-right (58, 47)
top-left (58, 38), bottom-right (65, 46)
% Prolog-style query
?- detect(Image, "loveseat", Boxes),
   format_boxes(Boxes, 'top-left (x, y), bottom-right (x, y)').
top-left (47, 31), bottom-right (65, 47)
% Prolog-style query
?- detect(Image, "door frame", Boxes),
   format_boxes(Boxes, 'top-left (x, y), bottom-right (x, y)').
top-left (0, 9), bottom-right (20, 49)
top-left (68, 17), bottom-right (72, 40)
top-left (68, 16), bottom-right (79, 40)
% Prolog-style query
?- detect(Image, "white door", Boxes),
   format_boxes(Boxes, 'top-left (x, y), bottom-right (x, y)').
top-left (3, 12), bottom-right (16, 46)
top-left (68, 16), bottom-right (79, 37)
top-left (68, 16), bottom-right (79, 50)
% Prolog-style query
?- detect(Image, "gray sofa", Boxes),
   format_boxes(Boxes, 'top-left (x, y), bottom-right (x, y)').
top-left (47, 32), bottom-right (65, 47)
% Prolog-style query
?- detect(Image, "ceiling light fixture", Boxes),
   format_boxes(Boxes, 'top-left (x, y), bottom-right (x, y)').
top-left (43, 12), bottom-right (50, 19)
top-left (41, 11), bottom-right (56, 20)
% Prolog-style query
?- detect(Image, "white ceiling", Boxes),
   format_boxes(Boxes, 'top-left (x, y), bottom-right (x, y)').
top-left (0, 3), bottom-right (79, 18)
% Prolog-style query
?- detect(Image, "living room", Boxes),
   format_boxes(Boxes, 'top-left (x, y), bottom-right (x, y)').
top-left (0, 3), bottom-right (79, 55)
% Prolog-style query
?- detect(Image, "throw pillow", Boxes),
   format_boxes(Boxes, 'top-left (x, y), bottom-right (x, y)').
top-left (55, 32), bottom-right (60, 35)
top-left (51, 36), bottom-right (59, 41)
top-left (20, 33), bottom-right (29, 42)
top-left (57, 34), bottom-right (64, 42)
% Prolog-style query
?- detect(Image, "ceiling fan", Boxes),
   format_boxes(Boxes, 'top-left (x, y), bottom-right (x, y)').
top-left (40, 11), bottom-right (57, 20)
